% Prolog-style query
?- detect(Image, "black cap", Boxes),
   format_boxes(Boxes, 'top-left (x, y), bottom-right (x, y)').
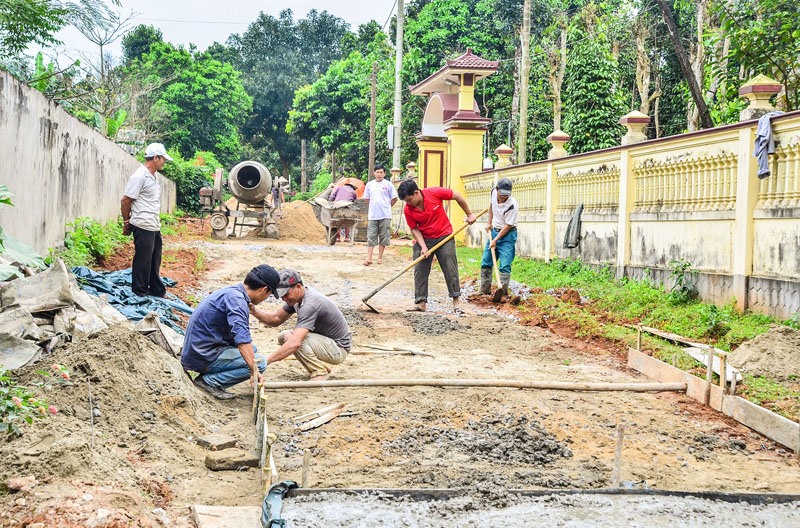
top-left (249, 264), bottom-right (280, 298)
top-left (497, 178), bottom-right (513, 196)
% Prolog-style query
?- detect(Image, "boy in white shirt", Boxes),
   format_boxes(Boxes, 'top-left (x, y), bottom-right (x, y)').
top-left (362, 164), bottom-right (398, 265)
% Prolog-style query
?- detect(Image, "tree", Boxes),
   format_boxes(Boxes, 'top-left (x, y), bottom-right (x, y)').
top-left (0, 0), bottom-right (117, 60)
top-left (203, 41), bottom-right (238, 65)
top-left (0, 0), bottom-right (65, 58)
top-left (72, 7), bottom-right (133, 80)
top-left (229, 9), bottom-right (349, 177)
top-left (287, 52), bottom-right (374, 175)
top-left (125, 42), bottom-right (251, 165)
top-left (562, 5), bottom-right (626, 153)
top-left (121, 24), bottom-right (163, 65)
top-left (715, 0), bottom-right (800, 110)
top-left (341, 21), bottom-right (384, 56)
top-left (655, 0), bottom-right (713, 129)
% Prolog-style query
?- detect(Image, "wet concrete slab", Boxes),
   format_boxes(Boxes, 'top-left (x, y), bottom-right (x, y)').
top-left (280, 491), bottom-right (800, 527)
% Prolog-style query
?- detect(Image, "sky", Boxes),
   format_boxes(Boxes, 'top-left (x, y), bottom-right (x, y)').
top-left (49, 0), bottom-right (397, 63)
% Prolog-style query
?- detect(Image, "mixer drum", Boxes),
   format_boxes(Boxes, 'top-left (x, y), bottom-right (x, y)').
top-left (228, 161), bottom-right (272, 204)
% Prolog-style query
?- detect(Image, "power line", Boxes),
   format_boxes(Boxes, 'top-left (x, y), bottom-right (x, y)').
top-left (135, 17), bottom-right (250, 25)
top-left (382, 0), bottom-right (397, 32)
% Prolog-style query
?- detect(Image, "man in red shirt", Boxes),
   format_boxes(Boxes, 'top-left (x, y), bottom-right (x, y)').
top-left (397, 180), bottom-right (477, 314)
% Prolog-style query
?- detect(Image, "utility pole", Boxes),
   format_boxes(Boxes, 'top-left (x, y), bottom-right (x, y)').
top-left (301, 139), bottom-right (307, 192)
top-left (392, 0), bottom-right (405, 170)
top-left (517, 0), bottom-right (531, 164)
top-left (369, 61), bottom-right (378, 180)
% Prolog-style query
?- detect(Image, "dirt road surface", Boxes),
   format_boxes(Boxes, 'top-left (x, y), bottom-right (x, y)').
top-left (1, 234), bottom-right (798, 527)
top-left (204, 239), bottom-right (799, 494)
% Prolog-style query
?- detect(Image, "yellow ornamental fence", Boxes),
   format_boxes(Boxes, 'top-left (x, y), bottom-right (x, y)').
top-left (557, 166), bottom-right (620, 214)
top-left (759, 141), bottom-right (800, 210)
top-left (456, 110), bottom-right (800, 319)
top-left (634, 152), bottom-right (738, 213)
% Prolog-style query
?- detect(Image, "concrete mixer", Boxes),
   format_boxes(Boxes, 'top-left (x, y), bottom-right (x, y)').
top-left (199, 161), bottom-right (279, 239)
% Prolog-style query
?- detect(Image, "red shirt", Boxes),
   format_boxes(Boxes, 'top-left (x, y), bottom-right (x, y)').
top-left (403, 187), bottom-right (454, 239)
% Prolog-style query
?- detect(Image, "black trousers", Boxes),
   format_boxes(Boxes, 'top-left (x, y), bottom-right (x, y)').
top-left (131, 226), bottom-right (166, 297)
top-left (412, 236), bottom-right (460, 304)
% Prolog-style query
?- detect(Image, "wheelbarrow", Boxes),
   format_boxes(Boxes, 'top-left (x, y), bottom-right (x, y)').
top-left (317, 203), bottom-right (364, 245)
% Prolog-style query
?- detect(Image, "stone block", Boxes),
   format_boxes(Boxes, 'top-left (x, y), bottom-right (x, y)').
top-left (204, 448), bottom-right (259, 471)
top-left (196, 434), bottom-right (237, 451)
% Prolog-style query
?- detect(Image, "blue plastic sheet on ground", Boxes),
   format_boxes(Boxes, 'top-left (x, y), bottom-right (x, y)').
top-left (71, 267), bottom-right (192, 334)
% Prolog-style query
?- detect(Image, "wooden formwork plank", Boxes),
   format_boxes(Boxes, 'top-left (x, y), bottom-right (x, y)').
top-left (723, 396), bottom-right (800, 453)
top-left (628, 348), bottom-right (799, 453)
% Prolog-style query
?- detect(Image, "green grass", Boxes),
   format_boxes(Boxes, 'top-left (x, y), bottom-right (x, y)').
top-left (51, 217), bottom-right (129, 267)
top-left (738, 375), bottom-right (796, 406)
top-left (193, 251), bottom-right (206, 273)
top-left (160, 213), bottom-right (179, 236)
top-left (455, 246), bottom-right (789, 350)
top-left (451, 245), bottom-right (799, 420)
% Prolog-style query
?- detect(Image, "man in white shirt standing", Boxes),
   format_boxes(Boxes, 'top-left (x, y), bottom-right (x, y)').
top-left (362, 164), bottom-right (398, 266)
top-left (120, 143), bottom-right (173, 297)
top-left (480, 177), bottom-right (518, 294)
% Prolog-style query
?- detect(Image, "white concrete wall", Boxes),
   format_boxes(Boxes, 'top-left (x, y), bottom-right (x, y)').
top-left (0, 71), bottom-right (176, 254)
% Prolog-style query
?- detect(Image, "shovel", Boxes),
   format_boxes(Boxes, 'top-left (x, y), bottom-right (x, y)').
top-left (362, 208), bottom-right (489, 313)
top-left (491, 246), bottom-right (506, 303)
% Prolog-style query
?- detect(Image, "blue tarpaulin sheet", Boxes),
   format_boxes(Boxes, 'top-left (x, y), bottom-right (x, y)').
top-left (71, 267), bottom-right (193, 334)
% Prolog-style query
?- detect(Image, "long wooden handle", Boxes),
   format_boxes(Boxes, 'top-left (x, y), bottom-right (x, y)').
top-left (261, 379), bottom-right (688, 392)
top-left (362, 208), bottom-right (489, 304)
top-left (491, 246), bottom-right (502, 285)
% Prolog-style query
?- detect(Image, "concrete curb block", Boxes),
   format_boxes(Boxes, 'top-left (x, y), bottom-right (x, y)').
top-left (628, 348), bottom-right (799, 453)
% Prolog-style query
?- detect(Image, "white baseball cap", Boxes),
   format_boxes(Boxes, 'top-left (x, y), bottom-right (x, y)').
top-left (144, 143), bottom-right (173, 161)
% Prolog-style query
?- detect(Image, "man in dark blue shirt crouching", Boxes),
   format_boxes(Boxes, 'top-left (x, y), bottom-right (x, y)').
top-left (181, 264), bottom-right (280, 400)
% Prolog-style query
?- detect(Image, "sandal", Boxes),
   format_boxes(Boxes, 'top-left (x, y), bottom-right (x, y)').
top-left (363, 260), bottom-right (372, 266)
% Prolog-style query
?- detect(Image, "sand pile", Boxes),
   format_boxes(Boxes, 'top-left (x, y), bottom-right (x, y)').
top-left (0, 326), bottom-right (220, 484)
top-left (276, 201), bottom-right (327, 242)
top-left (728, 325), bottom-right (800, 381)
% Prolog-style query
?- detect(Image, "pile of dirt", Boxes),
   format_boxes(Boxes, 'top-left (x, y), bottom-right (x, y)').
top-left (0, 326), bottom-right (218, 484)
top-left (340, 307), bottom-right (373, 329)
top-left (403, 312), bottom-right (470, 336)
top-left (382, 414), bottom-right (573, 466)
top-left (728, 326), bottom-right (800, 381)
top-left (276, 201), bottom-right (326, 242)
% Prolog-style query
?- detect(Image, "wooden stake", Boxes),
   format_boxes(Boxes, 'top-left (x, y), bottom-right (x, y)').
top-left (704, 346), bottom-right (714, 405)
top-left (88, 380), bottom-right (95, 451)
top-left (302, 449), bottom-right (311, 488)
top-left (636, 325), bottom-right (642, 352)
top-left (729, 373), bottom-right (737, 396)
top-left (719, 354), bottom-right (727, 391)
top-left (612, 424), bottom-right (625, 488)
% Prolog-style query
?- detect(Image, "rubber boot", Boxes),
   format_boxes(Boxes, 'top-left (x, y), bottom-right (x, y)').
top-left (479, 267), bottom-right (492, 295)
top-left (500, 272), bottom-right (511, 291)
